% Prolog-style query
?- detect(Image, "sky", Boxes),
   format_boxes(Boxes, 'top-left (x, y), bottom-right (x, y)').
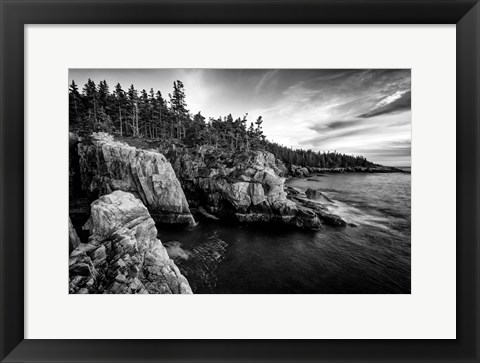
top-left (69, 69), bottom-right (411, 166)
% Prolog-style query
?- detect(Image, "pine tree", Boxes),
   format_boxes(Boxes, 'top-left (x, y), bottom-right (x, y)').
top-left (97, 80), bottom-right (110, 111)
top-left (83, 78), bottom-right (98, 125)
top-left (69, 80), bottom-right (83, 126)
top-left (139, 89), bottom-right (149, 137)
top-left (155, 91), bottom-right (168, 139)
top-left (185, 111), bottom-right (206, 146)
top-left (127, 84), bottom-right (139, 136)
top-left (169, 81), bottom-right (189, 139)
top-left (96, 106), bottom-right (114, 133)
top-left (113, 83), bottom-right (125, 136)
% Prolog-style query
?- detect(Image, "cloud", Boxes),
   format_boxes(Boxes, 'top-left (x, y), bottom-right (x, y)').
top-left (254, 70), bottom-right (280, 94)
top-left (311, 120), bottom-right (364, 131)
top-left (358, 91), bottom-right (411, 118)
top-left (360, 147), bottom-right (411, 157)
top-left (300, 126), bottom-right (379, 146)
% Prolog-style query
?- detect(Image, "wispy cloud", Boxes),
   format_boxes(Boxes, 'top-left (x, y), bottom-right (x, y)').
top-left (254, 70), bottom-right (279, 94)
top-left (300, 126), bottom-right (379, 146)
top-left (312, 120), bottom-right (365, 131)
top-left (358, 91), bottom-right (411, 118)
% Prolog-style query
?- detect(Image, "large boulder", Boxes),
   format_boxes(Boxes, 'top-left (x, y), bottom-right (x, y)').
top-left (290, 164), bottom-right (310, 178)
top-left (287, 194), bottom-right (347, 227)
top-left (169, 148), bottom-right (322, 229)
top-left (76, 133), bottom-right (195, 226)
top-left (69, 191), bottom-right (192, 294)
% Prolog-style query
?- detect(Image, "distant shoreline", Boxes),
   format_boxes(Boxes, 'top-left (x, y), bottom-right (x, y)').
top-left (286, 164), bottom-right (409, 179)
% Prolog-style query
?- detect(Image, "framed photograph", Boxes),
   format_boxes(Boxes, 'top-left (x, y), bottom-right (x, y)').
top-left (1, 0), bottom-right (479, 362)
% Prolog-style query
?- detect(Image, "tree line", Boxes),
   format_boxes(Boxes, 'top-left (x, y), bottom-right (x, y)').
top-left (69, 78), bottom-right (376, 168)
top-left (266, 142), bottom-right (373, 169)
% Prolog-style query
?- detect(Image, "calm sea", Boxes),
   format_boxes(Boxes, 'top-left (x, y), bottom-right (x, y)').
top-left (158, 172), bottom-right (411, 294)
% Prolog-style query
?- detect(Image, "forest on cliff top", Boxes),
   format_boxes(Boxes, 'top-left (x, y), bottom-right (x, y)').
top-left (69, 79), bottom-right (377, 169)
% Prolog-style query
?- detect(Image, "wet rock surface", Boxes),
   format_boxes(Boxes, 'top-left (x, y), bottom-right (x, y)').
top-left (305, 188), bottom-right (334, 203)
top-left (69, 191), bottom-right (192, 294)
top-left (286, 188), bottom-right (347, 227)
top-left (76, 132), bottom-right (195, 226)
top-left (164, 234), bottom-right (228, 293)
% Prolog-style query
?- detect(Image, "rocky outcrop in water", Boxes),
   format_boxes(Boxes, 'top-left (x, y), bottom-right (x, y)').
top-left (168, 146), bottom-right (322, 229)
top-left (164, 234), bottom-right (228, 293)
top-left (69, 191), bottom-right (192, 294)
top-left (305, 188), bottom-right (334, 203)
top-left (290, 164), bottom-right (310, 178)
top-left (76, 133), bottom-right (195, 226)
top-left (286, 188), bottom-right (347, 227)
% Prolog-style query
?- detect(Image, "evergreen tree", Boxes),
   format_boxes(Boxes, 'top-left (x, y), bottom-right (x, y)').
top-left (185, 111), bottom-right (206, 146)
top-left (96, 106), bottom-right (114, 133)
top-left (113, 83), bottom-right (126, 136)
top-left (97, 80), bottom-right (110, 111)
top-left (127, 84), bottom-right (139, 136)
top-left (69, 80), bottom-right (84, 126)
top-left (83, 78), bottom-right (98, 125)
top-left (155, 91), bottom-right (168, 139)
top-left (169, 80), bottom-right (189, 139)
top-left (139, 89), bottom-right (150, 137)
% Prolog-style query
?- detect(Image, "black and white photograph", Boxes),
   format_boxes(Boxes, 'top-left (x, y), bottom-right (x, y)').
top-left (68, 69), bottom-right (411, 294)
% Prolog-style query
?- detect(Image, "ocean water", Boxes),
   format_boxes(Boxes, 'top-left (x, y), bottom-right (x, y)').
top-left (158, 172), bottom-right (411, 294)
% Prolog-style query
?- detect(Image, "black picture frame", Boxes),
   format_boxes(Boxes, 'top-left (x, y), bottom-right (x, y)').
top-left (1, 0), bottom-right (479, 362)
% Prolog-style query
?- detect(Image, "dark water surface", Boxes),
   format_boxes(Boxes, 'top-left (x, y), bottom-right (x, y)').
top-left (158, 173), bottom-right (411, 294)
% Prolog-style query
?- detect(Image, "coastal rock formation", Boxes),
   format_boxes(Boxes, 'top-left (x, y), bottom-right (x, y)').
top-left (169, 146), bottom-right (322, 229)
top-left (69, 216), bottom-right (81, 250)
top-left (69, 191), bottom-right (192, 294)
top-left (286, 189), bottom-right (347, 227)
top-left (305, 188), bottom-right (334, 203)
top-left (290, 164), bottom-right (310, 178)
top-left (76, 133), bottom-right (195, 226)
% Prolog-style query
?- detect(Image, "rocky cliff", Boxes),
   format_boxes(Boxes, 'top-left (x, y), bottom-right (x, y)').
top-left (76, 133), bottom-right (195, 226)
top-left (68, 216), bottom-right (81, 251)
top-left (69, 191), bottom-right (192, 294)
top-left (168, 146), bottom-right (322, 229)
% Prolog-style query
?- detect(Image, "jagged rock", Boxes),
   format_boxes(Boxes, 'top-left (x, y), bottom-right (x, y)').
top-left (168, 148), bottom-right (322, 229)
top-left (164, 234), bottom-right (228, 293)
top-left (196, 206), bottom-right (220, 221)
top-left (305, 188), bottom-right (334, 203)
top-left (76, 132), bottom-right (195, 226)
top-left (275, 159), bottom-right (289, 177)
top-left (69, 191), bottom-right (192, 294)
top-left (285, 186), bottom-right (305, 197)
top-left (69, 216), bottom-right (81, 250)
top-left (316, 210), bottom-right (347, 226)
top-left (289, 196), bottom-right (347, 227)
top-left (290, 164), bottom-right (310, 178)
